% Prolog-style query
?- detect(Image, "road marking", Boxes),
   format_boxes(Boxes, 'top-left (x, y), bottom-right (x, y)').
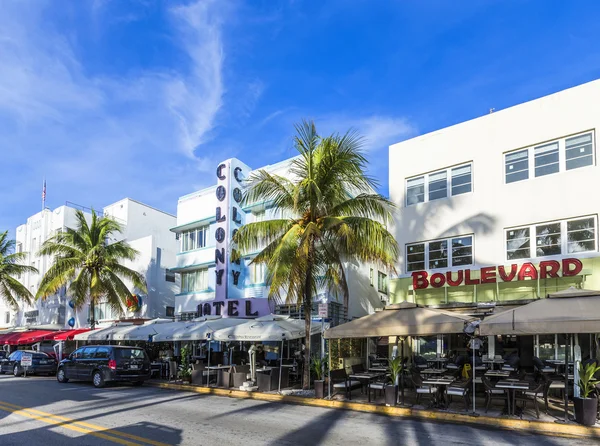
top-left (0, 401), bottom-right (171, 446)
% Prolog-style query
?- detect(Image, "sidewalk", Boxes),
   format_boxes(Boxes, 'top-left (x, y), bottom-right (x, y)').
top-left (147, 380), bottom-right (600, 440)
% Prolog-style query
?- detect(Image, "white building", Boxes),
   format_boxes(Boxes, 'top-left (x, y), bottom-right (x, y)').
top-left (388, 79), bottom-right (600, 361)
top-left (6, 198), bottom-right (178, 329)
top-left (171, 157), bottom-right (387, 324)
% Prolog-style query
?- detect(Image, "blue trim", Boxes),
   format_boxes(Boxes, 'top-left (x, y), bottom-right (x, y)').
top-left (242, 200), bottom-right (274, 212)
top-left (177, 246), bottom-right (213, 256)
top-left (176, 289), bottom-right (214, 297)
top-left (170, 262), bottom-right (214, 272)
top-left (170, 217), bottom-right (215, 233)
top-left (244, 283), bottom-right (266, 289)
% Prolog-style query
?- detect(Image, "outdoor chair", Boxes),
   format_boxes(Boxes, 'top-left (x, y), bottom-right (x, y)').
top-left (191, 362), bottom-right (216, 386)
top-left (257, 367), bottom-right (289, 392)
top-left (351, 363), bottom-right (366, 374)
top-left (533, 356), bottom-right (554, 374)
top-left (482, 376), bottom-right (508, 413)
top-left (367, 377), bottom-right (387, 402)
top-left (232, 365), bottom-right (251, 388)
top-left (411, 371), bottom-right (434, 405)
top-left (447, 378), bottom-right (472, 411)
top-left (414, 356), bottom-right (428, 369)
top-left (331, 368), bottom-right (361, 399)
top-left (516, 379), bottom-right (545, 419)
top-left (168, 360), bottom-right (178, 381)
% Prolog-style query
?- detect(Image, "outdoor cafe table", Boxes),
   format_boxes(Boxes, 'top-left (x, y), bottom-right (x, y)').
top-left (485, 370), bottom-right (511, 379)
top-left (207, 365), bottom-right (233, 388)
top-left (422, 377), bottom-right (454, 409)
top-left (427, 358), bottom-right (448, 370)
top-left (421, 368), bottom-right (447, 377)
top-left (495, 380), bottom-right (530, 416)
top-left (348, 372), bottom-right (387, 402)
top-left (483, 359), bottom-right (505, 370)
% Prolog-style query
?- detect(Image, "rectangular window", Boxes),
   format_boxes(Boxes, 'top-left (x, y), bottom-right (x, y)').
top-left (165, 270), bottom-right (176, 283)
top-left (405, 163), bottom-right (472, 206)
top-left (505, 131), bottom-right (594, 183)
top-left (377, 272), bottom-right (388, 294)
top-left (181, 268), bottom-right (208, 293)
top-left (534, 142), bottom-right (559, 177)
top-left (505, 149), bottom-right (529, 183)
top-left (369, 268), bottom-right (374, 286)
top-left (451, 164), bottom-right (472, 196)
top-left (180, 226), bottom-right (209, 253)
top-left (428, 170), bottom-right (447, 201)
top-left (249, 262), bottom-right (265, 284)
top-left (566, 133), bottom-right (594, 170)
top-left (406, 235), bottom-right (473, 272)
top-left (506, 216), bottom-right (597, 259)
top-left (506, 228), bottom-right (530, 260)
top-left (166, 306), bottom-right (175, 317)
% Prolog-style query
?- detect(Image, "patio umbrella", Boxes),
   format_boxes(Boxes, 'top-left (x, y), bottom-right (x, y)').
top-left (324, 302), bottom-right (476, 407)
top-left (112, 319), bottom-right (177, 341)
top-left (479, 287), bottom-right (600, 422)
top-left (74, 323), bottom-right (135, 341)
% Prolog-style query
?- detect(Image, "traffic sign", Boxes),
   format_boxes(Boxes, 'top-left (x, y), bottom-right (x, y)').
top-left (21, 352), bottom-right (32, 368)
top-left (318, 303), bottom-right (328, 318)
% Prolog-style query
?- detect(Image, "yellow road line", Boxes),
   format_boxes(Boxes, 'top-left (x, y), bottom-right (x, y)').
top-left (0, 401), bottom-right (171, 446)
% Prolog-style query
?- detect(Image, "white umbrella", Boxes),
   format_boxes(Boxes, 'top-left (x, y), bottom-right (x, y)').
top-left (212, 314), bottom-right (322, 342)
top-left (74, 323), bottom-right (135, 341)
top-left (112, 319), bottom-right (176, 341)
top-left (172, 317), bottom-right (247, 342)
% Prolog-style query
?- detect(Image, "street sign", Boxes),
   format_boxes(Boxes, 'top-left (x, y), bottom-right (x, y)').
top-left (318, 304), bottom-right (328, 318)
top-left (21, 353), bottom-right (32, 368)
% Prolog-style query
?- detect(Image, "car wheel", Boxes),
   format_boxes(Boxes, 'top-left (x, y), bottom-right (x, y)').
top-left (57, 368), bottom-right (69, 383)
top-left (92, 370), bottom-right (105, 388)
top-left (13, 365), bottom-right (21, 377)
top-left (132, 381), bottom-right (144, 386)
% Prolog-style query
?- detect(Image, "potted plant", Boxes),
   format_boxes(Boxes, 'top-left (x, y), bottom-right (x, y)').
top-left (574, 361), bottom-right (600, 426)
top-left (311, 355), bottom-right (327, 399)
top-left (178, 345), bottom-right (192, 384)
top-left (385, 357), bottom-right (402, 406)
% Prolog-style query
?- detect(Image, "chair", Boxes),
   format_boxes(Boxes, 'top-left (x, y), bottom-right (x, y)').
top-left (331, 369), bottom-right (361, 399)
top-left (516, 379), bottom-right (545, 419)
top-left (191, 362), bottom-right (216, 386)
top-left (447, 378), bottom-right (472, 411)
top-left (257, 367), bottom-right (289, 392)
top-left (232, 365), bottom-right (251, 388)
top-left (411, 371), bottom-right (434, 405)
top-left (368, 377), bottom-right (387, 403)
top-left (533, 356), bottom-right (555, 374)
top-left (168, 360), bottom-right (178, 380)
top-left (482, 376), bottom-right (508, 413)
top-left (351, 364), bottom-right (365, 374)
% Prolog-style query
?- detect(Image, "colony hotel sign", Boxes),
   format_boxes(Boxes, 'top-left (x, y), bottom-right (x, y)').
top-left (201, 158), bottom-right (270, 318)
top-left (411, 258), bottom-right (583, 290)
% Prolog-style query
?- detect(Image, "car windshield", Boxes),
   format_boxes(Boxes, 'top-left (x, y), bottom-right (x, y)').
top-left (33, 353), bottom-right (50, 359)
top-left (114, 349), bottom-right (147, 360)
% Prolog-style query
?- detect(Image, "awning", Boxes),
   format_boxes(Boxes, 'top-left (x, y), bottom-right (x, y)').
top-left (479, 287), bottom-right (600, 336)
top-left (74, 323), bottom-right (135, 341)
top-left (170, 317), bottom-right (247, 342)
top-left (324, 301), bottom-right (476, 339)
top-left (1, 330), bottom-right (56, 345)
top-left (51, 329), bottom-right (91, 341)
top-left (112, 319), bottom-right (178, 341)
top-left (212, 314), bottom-right (324, 342)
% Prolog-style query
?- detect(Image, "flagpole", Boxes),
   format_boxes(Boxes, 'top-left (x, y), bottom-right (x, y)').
top-left (42, 178), bottom-right (46, 211)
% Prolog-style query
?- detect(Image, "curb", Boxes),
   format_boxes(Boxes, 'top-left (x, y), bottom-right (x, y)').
top-left (147, 382), bottom-right (599, 439)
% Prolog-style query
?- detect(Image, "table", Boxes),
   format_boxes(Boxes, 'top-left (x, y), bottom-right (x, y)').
top-left (485, 370), bottom-right (510, 378)
top-left (368, 367), bottom-right (388, 372)
top-left (422, 378), bottom-right (454, 409)
top-left (421, 368), bottom-right (447, 376)
top-left (427, 358), bottom-right (448, 370)
top-left (483, 359), bottom-right (505, 370)
top-left (348, 372), bottom-right (387, 402)
top-left (495, 380), bottom-right (530, 416)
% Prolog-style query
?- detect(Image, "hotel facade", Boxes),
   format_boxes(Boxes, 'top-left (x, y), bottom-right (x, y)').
top-left (170, 157), bottom-right (388, 324)
top-left (388, 80), bottom-right (600, 361)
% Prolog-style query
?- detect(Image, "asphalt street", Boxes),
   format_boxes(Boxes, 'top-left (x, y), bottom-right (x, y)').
top-left (0, 374), bottom-right (593, 445)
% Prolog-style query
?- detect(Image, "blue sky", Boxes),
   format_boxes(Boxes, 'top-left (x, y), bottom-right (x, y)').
top-left (2, 0), bottom-right (600, 235)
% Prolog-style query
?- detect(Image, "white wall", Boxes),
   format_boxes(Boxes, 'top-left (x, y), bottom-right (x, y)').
top-left (389, 79), bottom-right (600, 276)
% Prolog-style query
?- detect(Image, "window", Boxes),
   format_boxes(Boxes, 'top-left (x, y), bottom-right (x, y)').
top-left (16, 243), bottom-right (22, 253)
top-left (181, 268), bottom-right (208, 293)
top-left (82, 347), bottom-right (97, 359)
top-left (369, 268), bottom-right (374, 286)
top-left (505, 216), bottom-right (597, 259)
top-left (165, 270), bottom-right (176, 283)
top-left (406, 163), bottom-right (472, 206)
top-left (93, 303), bottom-right (116, 321)
top-left (4, 312), bottom-right (9, 324)
top-left (180, 226), bottom-right (208, 253)
top-left (505, 131), bottom-right (594, 183)
top-left (166, 306), bottom-right (175, 317)
top-left (249, 262), bottom-right (265, 284)
top-left (406, 235), bottom-right (473, 272)
top-left (377, 272), bottom-right (388, 294)
top-left (95, 347), bottom-right (110, 359)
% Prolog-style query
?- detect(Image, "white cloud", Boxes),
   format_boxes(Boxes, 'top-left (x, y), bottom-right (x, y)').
top-left (0, 0), bottom-right (229, 227)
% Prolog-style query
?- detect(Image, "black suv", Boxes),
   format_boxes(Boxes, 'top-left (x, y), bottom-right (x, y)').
top-left (57, 345), bottom-right (151, 388)
top-left (0, 350), bottom-right (57, 376)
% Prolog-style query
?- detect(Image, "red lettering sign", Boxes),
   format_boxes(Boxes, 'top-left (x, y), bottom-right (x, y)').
top-left (446, 270), bottom-right (464, 286)
top-left (518, 263), bottom-right (538, 281)
top-left (412, 271), bottom-right (429, 290)
top-left (539, 260), bottom-right (560, 279)
top-left (562, 258), bottom-right (583, 276)
top-left (464, 269), bottom-right (480, 285)
top-left (480, 266), bottom-right (497, 284)
top-left (430, 273), bottom-right (446, 288)
top-left (498, 264), bottom-right (517, 281)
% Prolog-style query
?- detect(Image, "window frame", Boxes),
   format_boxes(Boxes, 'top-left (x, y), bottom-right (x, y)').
top-left (504, 130), bottom-right (595, 184)
top-left (405, 235), bottom-right (474, 273)
top-left (179, 225), bottom-right (209, 253)
top-left (377, 271), bottom-right (388, 294)
top-left (505, 215), bottom-right (598, 261)
top-left (181, 268), bottom-right (209, 293)
top-left (405, 162), bottom-right (473, 207)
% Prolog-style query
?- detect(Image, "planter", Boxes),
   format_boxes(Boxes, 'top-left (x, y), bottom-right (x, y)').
top-left (574, 396), bottom-right (598, 426)
top-left (385, 384), bottom-right (398, 407)
top-left (314, 380), bottom-right (325, 399)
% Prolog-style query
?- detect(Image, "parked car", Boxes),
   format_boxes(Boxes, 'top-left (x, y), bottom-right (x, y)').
top-left (0, 350), bottom-right (58, 376)
top-left (57, 345), bottom-right (151, 388)
top-left (0, 351), bottom-right (8, 361)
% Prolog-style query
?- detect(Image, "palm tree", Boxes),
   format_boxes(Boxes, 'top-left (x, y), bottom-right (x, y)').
top-left (36, 210), bottom-right (147, 329)
top-left (0, 231), bottom-right (38, 310)
top-left (235, 120), bottom-right (399, 389)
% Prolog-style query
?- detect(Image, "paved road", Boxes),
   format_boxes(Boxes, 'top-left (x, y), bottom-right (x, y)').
top-left (0, 375), bottom-right (592, 445)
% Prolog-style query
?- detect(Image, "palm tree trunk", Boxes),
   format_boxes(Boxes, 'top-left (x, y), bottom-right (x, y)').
top-left (90, 297), bottom-right (95, 330)
top-left (303, 238), bottom-right (314, 390)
